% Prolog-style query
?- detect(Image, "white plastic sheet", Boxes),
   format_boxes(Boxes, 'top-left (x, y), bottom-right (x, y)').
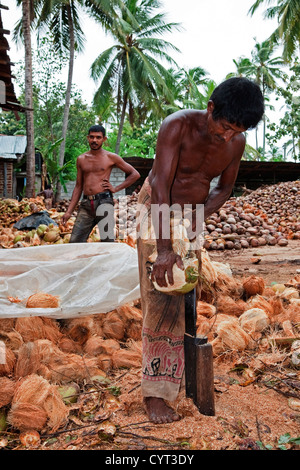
top-left (0, 243), bottom-right (140, 319)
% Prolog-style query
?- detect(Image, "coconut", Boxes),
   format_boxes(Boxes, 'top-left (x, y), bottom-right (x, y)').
top-left (111, 349), bottom-right (142, 369)
top-left (15, 316), bottom-right (62, 343)
top-left (7, 403), bottom-right (47, 432)
top-left (242, 275), bottom-right (265, 297)
top-left (84, 337), bottom-right (120, 356)
top-left (152, 255), bottom-right (199, 295)
top-left (26, 293), bottom-right (60, 308)
top-left (0, 377), bottom-right (16, 407)
top-left (196, 301), bottom-right (216, 318)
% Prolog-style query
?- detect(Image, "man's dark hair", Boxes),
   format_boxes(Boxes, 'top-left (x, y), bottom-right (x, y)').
top-left (210, 77), bottom-right (264, 129)
top-left (88, 124), bottom-right (106, 136)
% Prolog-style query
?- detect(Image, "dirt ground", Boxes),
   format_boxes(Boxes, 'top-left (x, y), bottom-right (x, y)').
top-left (22, 241), bottom-right (299, 453)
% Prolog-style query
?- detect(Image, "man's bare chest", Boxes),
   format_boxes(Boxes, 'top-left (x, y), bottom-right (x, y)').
top-left (178, 142), bottom-right (234, 179)
top-left (81, 156), bottom-right (112, 174)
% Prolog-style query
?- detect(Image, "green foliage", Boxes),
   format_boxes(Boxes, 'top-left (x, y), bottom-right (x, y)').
top-left (257, 432), bottom-right (300, 450)
top-left (104, 121), bottom-right (157, 158)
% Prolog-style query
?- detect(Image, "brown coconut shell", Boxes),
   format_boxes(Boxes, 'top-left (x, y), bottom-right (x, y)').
top-left (213, 320), bottom-right (252, 352)
top-left (0, 376), bottom-right (16, 407)
top-left (242, 275), bottom-right (265, 297)
top-left (26, 293), bottom-right (60, 308)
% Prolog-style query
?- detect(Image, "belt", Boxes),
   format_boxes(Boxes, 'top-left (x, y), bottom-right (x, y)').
top-left (83, 191), bottom-right (112, 200)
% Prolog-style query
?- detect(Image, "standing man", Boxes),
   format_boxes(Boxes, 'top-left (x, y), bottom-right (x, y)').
top-left (136, 77), bottom-right (264, 423)
top-left (61, 125), bottom-right (140, 242)
top-left (37, 184), bottom-right (54, 210)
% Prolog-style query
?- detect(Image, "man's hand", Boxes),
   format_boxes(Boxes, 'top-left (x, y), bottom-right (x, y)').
top-left (61, 212), bottom-right (71, 226)
top-left (151, 249), bottom-right (184, 287)
top-left (101, 179), bottom-right (115, 193)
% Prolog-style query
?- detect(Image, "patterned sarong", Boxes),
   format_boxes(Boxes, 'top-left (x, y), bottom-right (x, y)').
top-left (136, 178), bottom-right (201, 402)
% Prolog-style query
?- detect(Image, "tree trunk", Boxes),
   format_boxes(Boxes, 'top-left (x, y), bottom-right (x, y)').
top-left (115, 95), bottom-right (128, 154)
top-left (56, 3), bottom-right (75, 201)
top-left (22, 0), bottom-right (35, 198)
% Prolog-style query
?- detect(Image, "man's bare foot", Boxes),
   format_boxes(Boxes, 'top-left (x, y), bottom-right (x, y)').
top-left (144, 397), bottom-right (180, 424)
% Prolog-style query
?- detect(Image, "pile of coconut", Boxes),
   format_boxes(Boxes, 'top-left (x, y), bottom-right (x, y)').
top-left (0, 301), bottom-right (143, 438)
top-left (0, 248), bottom-right (299, 440)
top-left (197, 250), bottom-right (300, 366)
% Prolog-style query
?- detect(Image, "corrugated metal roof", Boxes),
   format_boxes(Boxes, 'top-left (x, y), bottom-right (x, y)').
top-left (0, 135), bottom-right (27, 159)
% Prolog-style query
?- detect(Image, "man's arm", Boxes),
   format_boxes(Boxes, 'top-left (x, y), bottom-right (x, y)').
top-left (148, 116), bottom-right (185, 287)
top-left (102, 155), bottom-right (140, 193)
top-left (61, 158), bottom-right (83, 225)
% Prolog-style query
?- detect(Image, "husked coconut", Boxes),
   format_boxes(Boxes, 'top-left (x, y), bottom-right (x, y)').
top-left (152, 255), bottom-right (199, 295)
top-left (26, 293), bottom-right (60, 309)
top-left (242, 275), bottom-right (265, 297)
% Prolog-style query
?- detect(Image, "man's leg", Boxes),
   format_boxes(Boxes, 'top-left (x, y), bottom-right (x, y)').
top-left (69, 201), bottom-right (96, 243)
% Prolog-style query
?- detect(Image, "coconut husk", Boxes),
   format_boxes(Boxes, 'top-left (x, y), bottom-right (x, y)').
top-left (216, 295), bottom-right (247, 317)
top-left (26, 292), bottom-right (60, 308)
top-left (0, 318), bottom-right (16, 332)
top-left (63, 316), bottom-right (102, 345)
top-left (242, 275), bottom-right (265, 297)
top-left (246, 295), bottom-right (274, 317)
top-left (15, 316), bottom-right (62, 343)
top-left (214, 272), bottom-right (244, 299)
top-left (212, 320), bottom-right (253, 353)
top-left (102, 311), bottom-right (125, 341)
top-left (96, 354), bottom-right (112, 371)
top-left (84, 337), bottom-right (120, 357)
top-left (0, 377), bottom-right (16, 407)
top-left (0, 329), bottom-right (23, 351)
top-left (196, 301), bottom-right (217, 318)
top-left (7, 403), bottom-right (47, 431)
top-left (43, 387), bottom-right (69, 431)
top-left (0, 347), bottom-right (16, 376)
top-left (262, 287), bottom-right (276, 298)
top-left (57, 335), bottom-right (82, 354)
top-left (268, 296), bottom-right (285, 317)
top-left (111, 349), bottom-right (142, 369)
top-left (15, 339), bottom-right (101, 383)
top-left (239, 308), bottom-right (270, 333)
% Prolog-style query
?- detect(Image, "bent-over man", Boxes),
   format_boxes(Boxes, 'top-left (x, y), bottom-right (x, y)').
top-left (136, 77), bottom-right (264, 424)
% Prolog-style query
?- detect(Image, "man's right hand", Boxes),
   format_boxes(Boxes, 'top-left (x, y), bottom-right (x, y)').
top-left (151, 250), bottom-right (184, 288)
top-left (61, 212), bottom-right (71, 226)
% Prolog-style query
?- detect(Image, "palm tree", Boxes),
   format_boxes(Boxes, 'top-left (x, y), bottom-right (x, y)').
top-left (20, 0), bottom-right (35, 198)
top-left (249, 0), bottom-right (300, 61)
top-left (229, 39), bottom-right (286, 156)
top-left (32, 0), bottom-right (120, 200)
top-left (90, 0), bottom-right (182, 153)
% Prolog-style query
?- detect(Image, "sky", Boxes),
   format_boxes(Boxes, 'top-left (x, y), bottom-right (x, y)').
top-left (2, 0), bottom-right (283, 150)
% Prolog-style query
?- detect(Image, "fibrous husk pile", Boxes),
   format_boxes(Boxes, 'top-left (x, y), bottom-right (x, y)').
top-left (197, 251), bottom-right (300, 360)
top-left (0, 301), bottom-right (143, 437)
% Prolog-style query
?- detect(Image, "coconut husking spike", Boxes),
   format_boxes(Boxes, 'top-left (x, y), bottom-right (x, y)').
top-left (184, 288), bottom-right (215, 416)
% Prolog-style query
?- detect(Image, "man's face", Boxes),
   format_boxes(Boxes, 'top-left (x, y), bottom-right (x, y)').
top-left (87, 132), bottom-right (106, 150)
top-left (207, 101), bottom-right (246, 143)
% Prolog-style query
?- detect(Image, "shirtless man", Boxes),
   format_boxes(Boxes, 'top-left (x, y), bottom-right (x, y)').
top-left (37, 185), bottom-right (54, 210)
top-left (136, 77), bottom-right (264, 423)
top-left (61, 125), bottom-right (140, 241)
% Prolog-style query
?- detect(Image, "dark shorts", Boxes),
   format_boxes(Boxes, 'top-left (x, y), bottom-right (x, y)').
top-left (70, 192), bottom-right (115, 243)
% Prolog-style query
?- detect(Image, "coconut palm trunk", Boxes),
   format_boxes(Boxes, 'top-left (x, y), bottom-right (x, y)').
top-left (115, 94), bottom-right (128, 154)
top-left (22, 0), bottom-right (35, 198)
top-left (56, 3), bottom-right (75, 201)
